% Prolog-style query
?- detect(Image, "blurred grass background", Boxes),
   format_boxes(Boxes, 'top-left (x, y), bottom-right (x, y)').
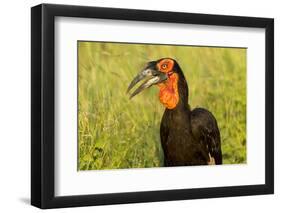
top-left (78, 41), bottom-right (246, 170)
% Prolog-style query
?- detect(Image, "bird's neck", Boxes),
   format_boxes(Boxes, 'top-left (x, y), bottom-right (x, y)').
top-left (160, 72), bottom-right (192, 135)
top-left (158, 72), bottom-right (189, 110)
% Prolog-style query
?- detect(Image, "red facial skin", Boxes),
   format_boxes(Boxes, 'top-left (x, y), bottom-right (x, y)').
top-left (156, 59), bottom-right (179, 109)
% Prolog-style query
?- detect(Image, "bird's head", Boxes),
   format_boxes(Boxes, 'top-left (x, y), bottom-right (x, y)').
top-left (128, 58), bottom-right (186, 109)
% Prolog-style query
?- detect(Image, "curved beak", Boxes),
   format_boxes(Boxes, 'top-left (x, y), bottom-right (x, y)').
top-left (127, 65), bottom-right (167, 99)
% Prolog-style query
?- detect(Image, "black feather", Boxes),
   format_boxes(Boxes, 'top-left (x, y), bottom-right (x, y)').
top-left (159, 59), bottom-right (222, 166)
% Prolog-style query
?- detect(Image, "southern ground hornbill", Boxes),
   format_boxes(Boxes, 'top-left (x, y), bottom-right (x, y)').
top-left (127, 58), bottom-right (222, 166)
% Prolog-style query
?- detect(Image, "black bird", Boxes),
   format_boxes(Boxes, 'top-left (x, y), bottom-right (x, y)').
top-left (127, 58), bottom-right (222, 166)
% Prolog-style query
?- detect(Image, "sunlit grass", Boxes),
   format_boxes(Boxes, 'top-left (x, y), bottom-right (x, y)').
top-left (78, 41), bottom-right (246, 170)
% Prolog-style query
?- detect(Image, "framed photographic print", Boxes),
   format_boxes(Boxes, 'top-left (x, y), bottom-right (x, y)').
top-left (31, 3), bottom-right (274, 209)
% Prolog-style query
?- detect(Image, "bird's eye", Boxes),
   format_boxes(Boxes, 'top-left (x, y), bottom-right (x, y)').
top-left (162, 64), bottom-right (168, 69)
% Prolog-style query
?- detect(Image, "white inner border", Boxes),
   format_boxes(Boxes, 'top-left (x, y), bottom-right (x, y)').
top-left (55, 17), bottom-right (265, 196)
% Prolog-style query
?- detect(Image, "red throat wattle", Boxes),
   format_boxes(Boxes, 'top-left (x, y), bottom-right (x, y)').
top-left (158, 72), bottom-right (179, 109)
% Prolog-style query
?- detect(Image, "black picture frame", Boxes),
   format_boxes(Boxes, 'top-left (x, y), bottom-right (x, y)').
top-left (31, 3), bottom-right (274, 209)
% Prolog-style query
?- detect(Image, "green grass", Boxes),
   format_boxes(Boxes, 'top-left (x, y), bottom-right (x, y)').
top-left (78, 41), bottom-right (247, 170)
